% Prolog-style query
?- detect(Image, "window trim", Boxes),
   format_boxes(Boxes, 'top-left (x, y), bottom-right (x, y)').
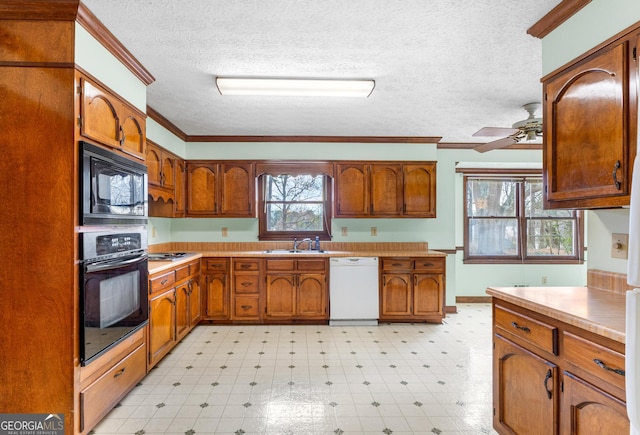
top-left (462, 173), bottom-right (584, 265)
top-left (257, 162), bottom-right (333, 241)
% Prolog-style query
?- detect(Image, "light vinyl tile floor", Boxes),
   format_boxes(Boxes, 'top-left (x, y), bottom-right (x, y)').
top-left (91, 304), bottom-right (497, 435)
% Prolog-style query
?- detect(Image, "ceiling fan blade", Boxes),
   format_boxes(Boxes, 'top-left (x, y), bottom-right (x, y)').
top-left (473, 127), bottom-right (520, 137)
top-left (474, 136), bottom-right (519, 153)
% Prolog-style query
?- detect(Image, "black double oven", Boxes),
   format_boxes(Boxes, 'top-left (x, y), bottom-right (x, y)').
top-left (79, 142), bottom-right (149, 366)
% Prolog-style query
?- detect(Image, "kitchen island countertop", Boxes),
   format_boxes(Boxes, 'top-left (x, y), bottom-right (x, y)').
top-left (486, 286), bottom-right (627, 344)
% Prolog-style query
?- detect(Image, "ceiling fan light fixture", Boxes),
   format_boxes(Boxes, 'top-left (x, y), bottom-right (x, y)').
top-left (525, 129), bottom-right (538, 141)
top-left (215, 77), bottom-right (375, 97)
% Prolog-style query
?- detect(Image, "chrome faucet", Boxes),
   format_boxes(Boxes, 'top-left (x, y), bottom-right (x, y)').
top-left (293, 237), bottom-right (313, 251)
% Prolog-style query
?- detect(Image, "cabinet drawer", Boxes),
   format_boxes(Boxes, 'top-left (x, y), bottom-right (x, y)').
top-left (564, 331), bottom-right (626, 391)
top-left (175, 260), bottom-right (200, 281)
top-left (234, 295), bottom-right (260, 318)
top-left (175, 265), bottom-right (190, 281)
top-left (297, 259), bottom-right (326, 272)
top-left (495, 305), bottom-right (558, 355)
top-left (203, 258), bottom-right (229, 272)
top-left (80, 343), bottom-right (146, 432)
top-left (149, 271), bottom-right (175, 294)
top-left (234, 259), bottom-right (260, 272)
top-left (381, 258), bottom-right (412, 271)
top-left (413, 258), bottom-right (444, 271)
top-left (266, 259), bottom-right (295, 271)
top-left (234, 274), bottom-right (260, 293)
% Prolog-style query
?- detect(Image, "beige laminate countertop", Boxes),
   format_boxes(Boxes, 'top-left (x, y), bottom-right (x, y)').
top-left (148, 250), bottom-right (446, 275)
top-left (486, 286), bottom-right (627, 344)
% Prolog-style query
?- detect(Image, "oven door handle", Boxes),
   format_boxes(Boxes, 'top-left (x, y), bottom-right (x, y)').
top-left (86, 255), bottom-right (147, 273)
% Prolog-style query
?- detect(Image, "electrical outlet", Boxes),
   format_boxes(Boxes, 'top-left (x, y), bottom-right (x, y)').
top-left (341, 227), bottom-right (348, 236)
top-left (221, 227), bottom-right (228, 237)
top-left (612, 233), bottom-right (628, 259)
top-left (151, 226), bottom-right (157, 237)
top-left (541, 276), bottom-right (548, 284)
top-left (371, 227), bottom-right (377, 236)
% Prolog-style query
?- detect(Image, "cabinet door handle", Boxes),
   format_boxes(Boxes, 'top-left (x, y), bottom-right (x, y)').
top-left (593, 358), bottom-right (625, 376)
top-left (241, 282), bottom-right (251, 287)
top-left (161, 278), bottom-right (169, 285)
top-left (391, 263), bottom-right (403, 267)
top-left (511, 321), bottom-right (531, 333)
top-left (543, 369), bottom-right (552, 399)
top-left (241, 305), bottom-right (252, 310)
top-left (113, 367), bottom-right (126, 378)
top-left (420, 262), bottom-right (434, 267)
top-left (241, 264), bottom-right (251, 269)
top-left (612, 160), bottom-right (622, 190)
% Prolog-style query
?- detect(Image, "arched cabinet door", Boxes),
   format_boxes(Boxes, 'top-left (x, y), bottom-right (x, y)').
top-left (334, 163), bottom-right (368, 217)
top-left (186, 162), bottom-right (218, 216)
top-left (79, 74), bottom-right (146, 160)
top-left (403, 163), bottom-right (436, 217)
top-left (543, 37), bottom-right (637, 209)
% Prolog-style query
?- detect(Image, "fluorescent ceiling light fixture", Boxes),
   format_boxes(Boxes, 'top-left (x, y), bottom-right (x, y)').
top-left (216, 77), bottom-right (375, 97)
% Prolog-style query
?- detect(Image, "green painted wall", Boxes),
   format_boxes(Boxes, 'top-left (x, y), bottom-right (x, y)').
top-left (148, 121), bottom-right (589, 301)
top-left (74, 23), bottom-right (146, 111)
top-left (542, 0), bottom-right (640, 75)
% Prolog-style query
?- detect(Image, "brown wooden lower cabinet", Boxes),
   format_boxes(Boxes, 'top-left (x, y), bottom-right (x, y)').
top-left (379, 257), bottom-right (445, 323)
top-left (202, 258), bottom-right (230, 320)
top-left (264, 258), bottom-right (328, 322)
top-left (491, 299), bottom-right (629, 434)
top-left (493, 334), bottom-right (559, 434)
top-left (232, 258), bottom-right (262, 322)
top-left (561, 372), bottom-right (629, 434)
top-left (148, 259), bottom-right (200, 369)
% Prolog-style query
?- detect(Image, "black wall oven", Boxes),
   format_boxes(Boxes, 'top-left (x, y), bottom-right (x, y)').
top-left (80, 227), bottom-right (149, 366)
top-left (81, 141), bottom-right (148, 226)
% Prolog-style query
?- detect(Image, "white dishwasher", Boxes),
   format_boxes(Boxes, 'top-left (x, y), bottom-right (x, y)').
top-left (329, 257), bottom-right (379, 326)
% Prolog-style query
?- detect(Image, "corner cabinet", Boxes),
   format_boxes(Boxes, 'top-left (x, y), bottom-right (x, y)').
top-left (77, 73), bottom-right (146, 160)
top-left (379, 257), bottom-right (445, 323)
top-left (186, 161), bottom-right (256, 217)
top-left (542, 34), bottom-right (638, 209)
top-left (490, 300), bottom-right (629, 434)
top-left (334, 161), bottom-right (436, 218)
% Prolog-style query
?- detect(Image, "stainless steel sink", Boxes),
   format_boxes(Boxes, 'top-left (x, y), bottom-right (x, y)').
top-left (263, 249), bottom-right (327, 254)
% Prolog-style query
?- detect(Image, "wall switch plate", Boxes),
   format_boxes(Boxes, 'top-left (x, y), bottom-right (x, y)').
top-left (371, 227), bottom-right (377, 236)
top-left (341, 227), bottom-right (348, 236)
top-left (221, 227), bottom-right (228, 237)
top-left (612, 233), bottom-right (628, 259)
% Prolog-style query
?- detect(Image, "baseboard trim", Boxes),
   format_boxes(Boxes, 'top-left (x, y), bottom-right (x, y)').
top-left (456, 296), bottom-right (492, 303)
top-left (445, 305), bottom-right (457, 314)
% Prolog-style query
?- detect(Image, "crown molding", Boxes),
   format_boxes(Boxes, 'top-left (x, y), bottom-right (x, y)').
top-left (527, 0), bottom-right (591, 39)
top-left (147, 106), bottom-right (188, 141)
top-left (185, 135), bottom-right (442, 143)
top-left (76, 3), bottom-right (154, 85)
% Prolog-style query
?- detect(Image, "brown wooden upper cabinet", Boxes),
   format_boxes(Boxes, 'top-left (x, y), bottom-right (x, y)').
top-left (186, 161), bottom-right (256, 217)
top-left (77, 73), bottom-right (146, 160)
top-left (542, 34), bottom-right (638, 209)
top-left (334, 161), bottom-right (436, 218)
top-left (146, 141), bottom-right (176, 199)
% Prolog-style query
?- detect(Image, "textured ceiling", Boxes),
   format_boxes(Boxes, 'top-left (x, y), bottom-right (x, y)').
top-left (82, 0), bottom-right (561, 143)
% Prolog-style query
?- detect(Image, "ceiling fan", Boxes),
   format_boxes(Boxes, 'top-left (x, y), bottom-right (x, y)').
top-left (473, 102), bottom-right (543, 152)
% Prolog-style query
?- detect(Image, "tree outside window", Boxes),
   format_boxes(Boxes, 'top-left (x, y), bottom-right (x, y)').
top-left (464, 176), bottom-right (583, 264)
top-left (259, 172), bottom-right (331, 241)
